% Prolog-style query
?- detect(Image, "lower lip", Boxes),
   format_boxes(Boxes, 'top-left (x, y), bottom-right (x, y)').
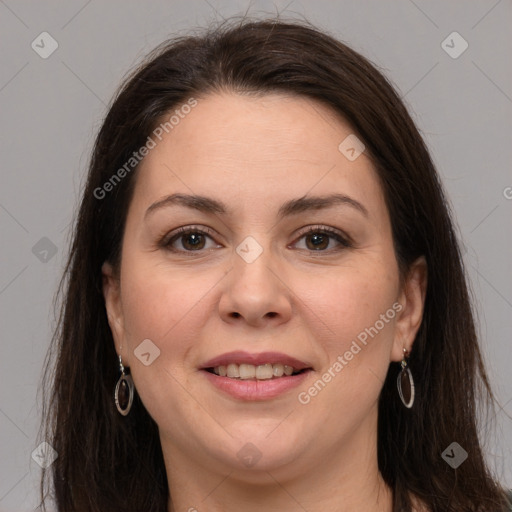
top-left (201, 369), bottom-right (312, 401)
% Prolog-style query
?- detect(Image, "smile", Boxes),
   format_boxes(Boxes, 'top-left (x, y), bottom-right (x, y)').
top-left (208, 363), bottom-right (304, 380)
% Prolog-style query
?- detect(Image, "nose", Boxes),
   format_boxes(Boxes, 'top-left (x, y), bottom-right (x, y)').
top-left (218, 241), bottom-right (293, 328)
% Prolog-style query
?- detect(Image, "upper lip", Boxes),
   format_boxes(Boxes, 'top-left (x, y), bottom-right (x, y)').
top-left (200, 351), bottom-right (312, 371)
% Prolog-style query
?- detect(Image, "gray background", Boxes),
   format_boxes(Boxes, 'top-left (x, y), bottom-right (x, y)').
top-left (0, 1), bottom-right (511, 510)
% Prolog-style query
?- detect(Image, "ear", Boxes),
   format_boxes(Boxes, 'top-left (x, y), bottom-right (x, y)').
top-left (102, 261), bottom-right (128, 361)
top-left (391, 256), bottom-right (428, 362)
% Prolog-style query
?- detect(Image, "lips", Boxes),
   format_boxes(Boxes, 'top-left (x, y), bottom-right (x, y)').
top-left (200, 350), bottom-right (314, 401)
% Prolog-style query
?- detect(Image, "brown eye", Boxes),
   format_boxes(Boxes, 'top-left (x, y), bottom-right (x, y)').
top-left (294, 226), bottom-right (351, 252)
top-left (178, 232), bottom-right (206, 251)
top-left (162, 226), bottom-right (220, 253)
top-left (305, 232), bottom-right (330, 250)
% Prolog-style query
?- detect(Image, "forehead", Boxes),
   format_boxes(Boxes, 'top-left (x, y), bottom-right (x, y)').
top-left (131, 92), bottom-right (385, 220)
top-left (158, 92), bottom-right (352, 162)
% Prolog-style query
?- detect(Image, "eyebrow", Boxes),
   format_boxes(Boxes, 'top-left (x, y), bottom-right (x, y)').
top-left (144, 192), bottom-right (369, 220)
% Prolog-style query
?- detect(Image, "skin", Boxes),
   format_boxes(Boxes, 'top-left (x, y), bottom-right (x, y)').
top-left (103, 92), bottom-right (427, 512)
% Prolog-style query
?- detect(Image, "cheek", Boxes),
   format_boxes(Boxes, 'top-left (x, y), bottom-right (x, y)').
top-left (295, 263), bottom-right (399, 419)
top-left (117, 259), bottom-right (217, 423)
top-left (305, 264), bottom-right (398, 347)
top-left (120, 258), bottom-right (222, 343)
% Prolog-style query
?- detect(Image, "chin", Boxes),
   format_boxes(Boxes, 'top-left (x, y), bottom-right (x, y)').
top-left (208, 425), bottom-right (308, 474)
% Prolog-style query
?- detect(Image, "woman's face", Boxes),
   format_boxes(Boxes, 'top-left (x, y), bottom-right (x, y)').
top-left (103, 92), bottom-right (425, 481)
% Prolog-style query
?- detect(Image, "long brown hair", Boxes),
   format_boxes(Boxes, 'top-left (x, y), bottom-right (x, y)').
top-left (38, 16), bottom-right (510, 511)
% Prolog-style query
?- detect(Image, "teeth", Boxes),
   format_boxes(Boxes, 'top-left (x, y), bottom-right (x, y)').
top-left (255, 363), bottom-right (273, 380)
top-left (239, 364), bottom-right (256, 379)
top-left (212, 363), bottom-right (303, 379)
top-left (226, 364), bottom-right (239, 378)
top-left (273, 364), bottom-right (284, 377)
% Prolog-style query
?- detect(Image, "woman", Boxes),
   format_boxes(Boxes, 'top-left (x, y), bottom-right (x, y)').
top-left (38, 17), bottom-right (512, 512)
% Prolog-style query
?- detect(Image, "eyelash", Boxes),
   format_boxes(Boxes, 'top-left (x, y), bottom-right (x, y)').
top-left (159, 225), bottom-right (352, 254)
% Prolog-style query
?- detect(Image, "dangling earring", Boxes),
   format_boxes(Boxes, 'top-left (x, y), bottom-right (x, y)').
top-left (397, 348), bottom-right (415, 408)
top-left (114, 354), bottom-right (134, 416)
